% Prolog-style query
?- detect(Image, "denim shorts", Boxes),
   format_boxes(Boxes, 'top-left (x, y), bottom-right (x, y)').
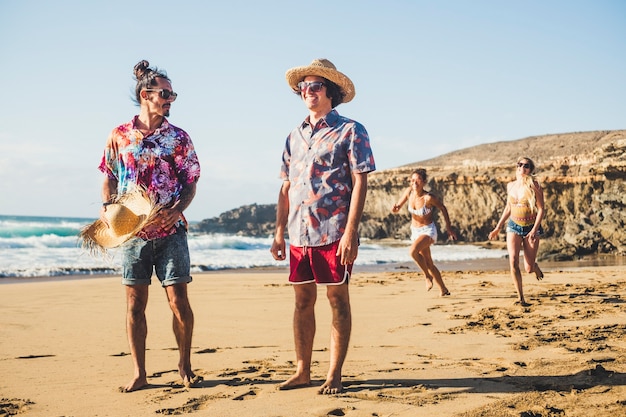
top-left (120, 226), bottom-right (192, 287)
top-left (506, 219), bottom-right (544, 238)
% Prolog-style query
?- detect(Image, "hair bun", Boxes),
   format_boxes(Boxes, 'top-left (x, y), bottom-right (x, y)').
top-left (133, 60), bottom-right (151, 80)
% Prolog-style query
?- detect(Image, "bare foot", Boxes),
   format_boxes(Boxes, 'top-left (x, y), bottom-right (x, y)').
top-left (425, 276), bottom-right (434, 291)
top-left (119, 376), bottom-right (149, 393)
top-left (534, 263), bottom-right (544, 281)
top-left (514, 300), bottom-right (531, 307)
top-left (179, 364), bottom-right (203, 388)
top-left (277, 374), bottom-right (311, 391)
top-left (318, 378), bottom-right (344, 395)
top-left (440, 290), bottom-right (451, 297)
top-left (183, 374), bottom-right (203, 388)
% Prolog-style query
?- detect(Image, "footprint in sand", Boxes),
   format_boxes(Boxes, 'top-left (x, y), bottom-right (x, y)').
top-left (0, 398), bottom-right (35, 415)
top-left (232, 388), bottom-right (258, 401)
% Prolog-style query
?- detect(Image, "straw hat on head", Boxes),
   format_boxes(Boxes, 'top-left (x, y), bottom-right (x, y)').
top-left (285, 58), bottom-right (355, 104)
top-left (80, 189), bottom-right (156, 254)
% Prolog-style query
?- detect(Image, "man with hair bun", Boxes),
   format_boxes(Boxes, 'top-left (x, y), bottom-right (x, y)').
top-left (97, 60), bottom-right (201, 392)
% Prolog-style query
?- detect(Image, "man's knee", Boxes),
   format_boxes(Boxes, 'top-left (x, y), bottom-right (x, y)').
top-left (126, 287), bottom-right (148, 315)
top-left (327, 289), bottom-right (350, 317)
top-left (294, 285), bottom-right (317, 310)
top-left (169, 294), bottom-right (192, 316)
top-left (166, 285), bottom-right (192, 316)
top-left (126, 302), bottom-right (147, 325)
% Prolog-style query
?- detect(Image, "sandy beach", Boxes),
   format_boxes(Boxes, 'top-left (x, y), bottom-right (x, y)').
top-left (1, 263), bottom-right (625, 417)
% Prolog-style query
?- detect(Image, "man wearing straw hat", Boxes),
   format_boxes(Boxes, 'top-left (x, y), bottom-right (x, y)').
top-left (90, 60), bottom-right (201, 392)
top-left (270, 59), bottom-right (376, 394)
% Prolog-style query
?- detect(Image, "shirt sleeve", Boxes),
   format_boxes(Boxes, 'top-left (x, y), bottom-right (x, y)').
top-left (348, 122), bottom-right (376, 174)
top-left (174, 130), bottom-right (201, 184)
top-left (279, 134), bottom-right (292, 180)
top-left (98, 131), bottom-right (119, 180)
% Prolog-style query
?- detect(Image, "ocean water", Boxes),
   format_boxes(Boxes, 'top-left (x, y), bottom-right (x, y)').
top-left (0, 215), bottom-right (507, 279)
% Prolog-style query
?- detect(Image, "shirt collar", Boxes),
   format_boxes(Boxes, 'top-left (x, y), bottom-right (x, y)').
top-left (131, 115), bottom-right (170, 134)
top-left (302, 109), bottom-right (339, 129)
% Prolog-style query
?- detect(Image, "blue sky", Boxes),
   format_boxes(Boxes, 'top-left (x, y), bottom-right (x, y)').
top-left (0, 0), bottom-right (624, 221)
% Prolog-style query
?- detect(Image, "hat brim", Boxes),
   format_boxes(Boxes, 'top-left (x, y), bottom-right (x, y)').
top-left (79, 189), bottom-right (155, 254)
top-left (81, 219), bottom-right (144, 249)
top-left (286, 66), bottom-right (355, 104)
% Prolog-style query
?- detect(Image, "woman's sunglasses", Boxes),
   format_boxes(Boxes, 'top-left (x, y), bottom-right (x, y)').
top-left (517, 162), bottom-right (531, 169)
top-left (145, 88), bottom-right (178, 101)
top-left (297, 81), bottom-right (325, 93)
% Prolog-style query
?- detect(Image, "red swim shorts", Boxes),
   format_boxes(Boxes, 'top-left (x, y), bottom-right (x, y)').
top-left (289, 241), bottom-right (352, 285)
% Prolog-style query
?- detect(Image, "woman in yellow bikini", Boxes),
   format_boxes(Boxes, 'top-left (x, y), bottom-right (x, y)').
top-left (489, 157), bottom-right (545, 306)
top-left (392, 168), bottom-right (457, 296)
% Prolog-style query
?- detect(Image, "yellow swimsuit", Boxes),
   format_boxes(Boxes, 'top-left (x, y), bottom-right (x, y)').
top-left (509, 194), bottom-right (536, 227)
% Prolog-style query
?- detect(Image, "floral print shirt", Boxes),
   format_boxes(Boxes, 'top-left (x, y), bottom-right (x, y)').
top-left (280, 109), bottom-right (376, 247)
top-left (99, 116), bottom-right (201, 240)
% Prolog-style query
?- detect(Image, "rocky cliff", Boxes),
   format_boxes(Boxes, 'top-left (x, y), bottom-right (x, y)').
top-left (191, 130), bottom-right (626, 260)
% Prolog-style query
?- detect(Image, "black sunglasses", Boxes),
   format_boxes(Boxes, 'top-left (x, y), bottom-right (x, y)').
top-left (297, 81), bottom-right (325, 93)
top-left (145, 88), bottom-right (178, 101)
top-left (517, 162), bottom-right (531, 169)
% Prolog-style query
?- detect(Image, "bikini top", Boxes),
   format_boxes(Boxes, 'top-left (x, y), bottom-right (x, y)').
top-left (508, 194), bottom-right (536, 226)
top-left (508, 193), bottom-right (531, 206)
top-left (408, 193), bottom-right (432, 217)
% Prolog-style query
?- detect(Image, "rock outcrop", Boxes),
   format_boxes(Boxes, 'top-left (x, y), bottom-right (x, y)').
top-left (191, 130), bottom-right (626, 259)
top-left (193, 203), bottom-right (276, 237)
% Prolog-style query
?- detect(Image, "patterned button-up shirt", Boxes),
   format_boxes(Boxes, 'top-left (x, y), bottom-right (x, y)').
top-left (281, 109), bottom-right (376, 247)
top-left (99, 116), bottom-right (201, 240)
